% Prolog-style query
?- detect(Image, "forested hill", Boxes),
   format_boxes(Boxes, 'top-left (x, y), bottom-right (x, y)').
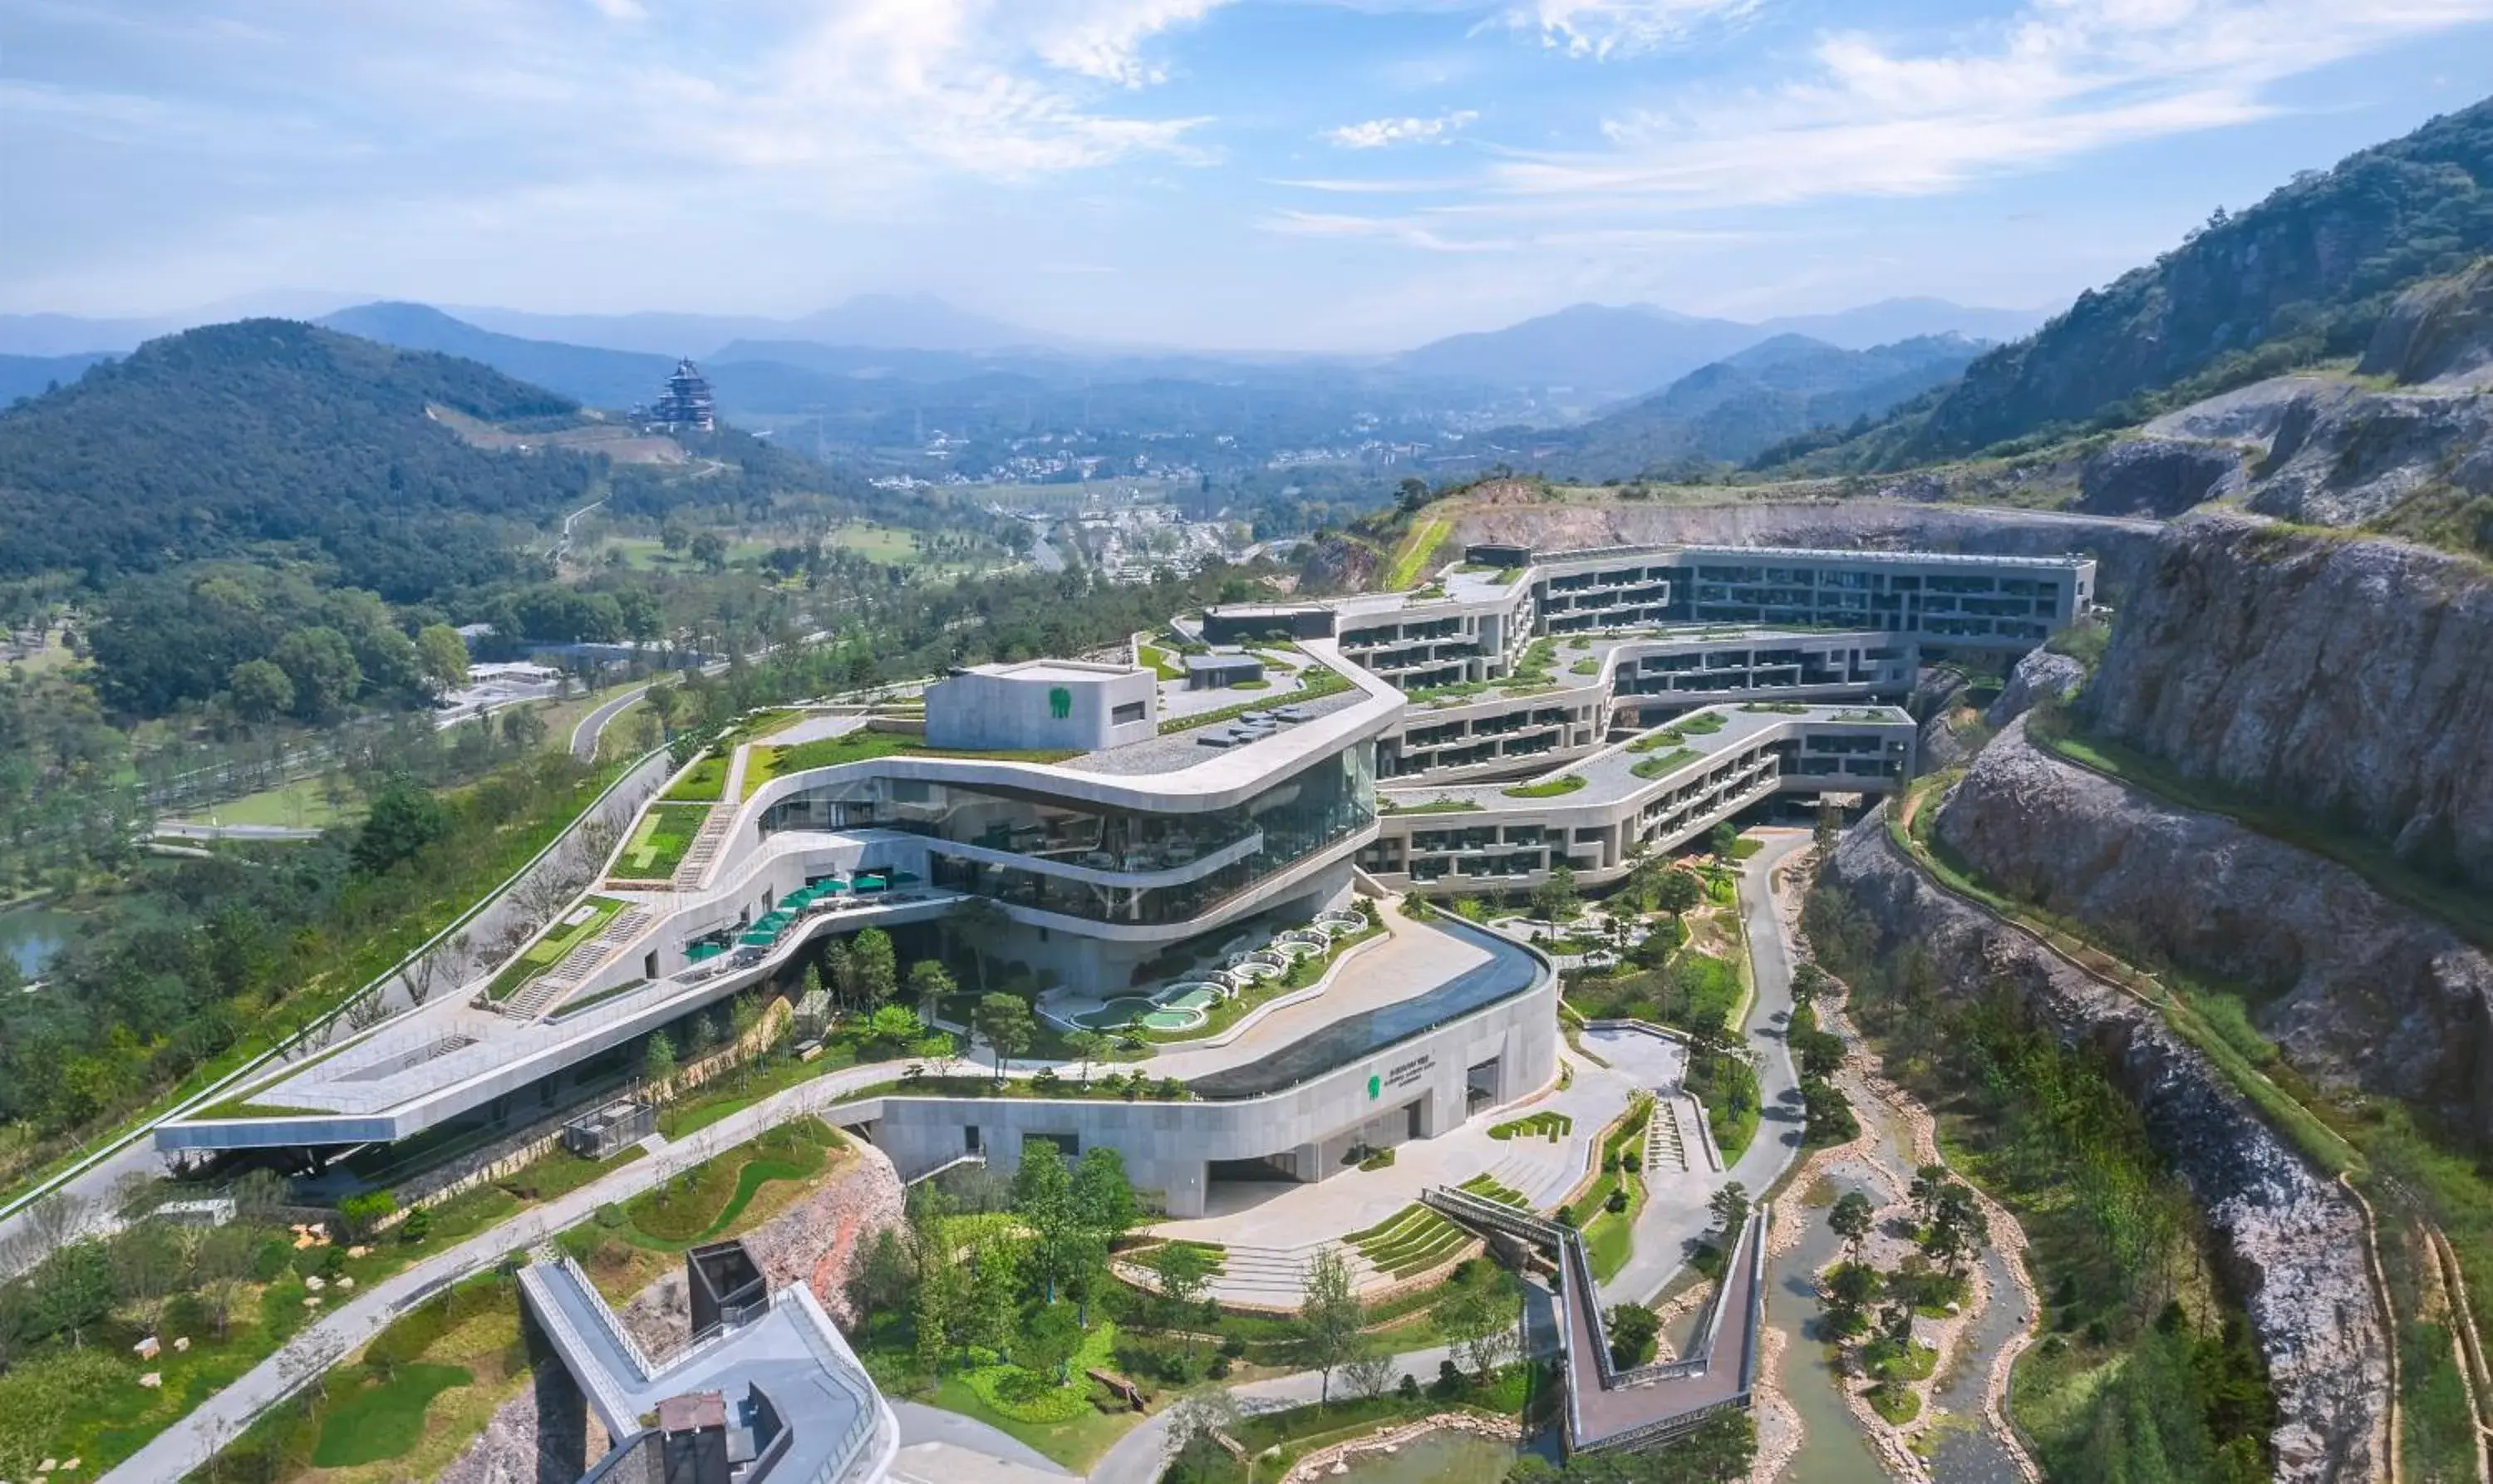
top-left (0, 318), bottom-right (598, 594)
top-left (1528, 333), bottom-right (1983, 478)
top-left (1886, 96), bottom-right (2493, 463)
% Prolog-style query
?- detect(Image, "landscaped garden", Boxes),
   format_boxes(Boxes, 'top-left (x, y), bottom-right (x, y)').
top-left (1501, 774), bottom-right (1586, 799)
top-left (1345, 1205), bottom-right (1473, 1280)
top-left (485, 894), bottom-right (627, 1000)
top-left (1487, 1111), bottom-right (1571, 1142)
top-left (1569, 1098), bottom-right (1653, 1281)
top-left (615, 801), bottom-right (707, 878)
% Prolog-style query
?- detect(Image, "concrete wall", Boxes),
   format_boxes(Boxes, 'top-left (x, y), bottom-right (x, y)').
top-left (851, 969), bottom-right (1558, 1215)
top-left (924, 662), bottom-right (1158, 752)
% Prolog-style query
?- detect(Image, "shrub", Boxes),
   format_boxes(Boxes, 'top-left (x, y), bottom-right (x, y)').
top-left (397, 1206), bottom-right (433, 1245)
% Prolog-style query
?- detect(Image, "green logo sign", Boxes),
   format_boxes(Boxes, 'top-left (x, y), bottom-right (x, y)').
top-left (1048, 686), bottom-right (1072, 720)
top-left (1367, 1074), bottom-right (1381, 1101)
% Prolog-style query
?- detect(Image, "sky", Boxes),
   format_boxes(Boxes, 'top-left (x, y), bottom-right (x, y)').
top-left (5, 0), bottom-right (2492, 351)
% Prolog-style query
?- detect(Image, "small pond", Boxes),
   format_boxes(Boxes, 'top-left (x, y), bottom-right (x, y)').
top-left (1332, 1429), bottom-right (1519, 1484)
top-left (0, 903), bottom-right (76, 980)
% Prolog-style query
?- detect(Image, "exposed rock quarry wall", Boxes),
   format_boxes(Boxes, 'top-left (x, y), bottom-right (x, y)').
top-left (1938, 720), bottom-right (2493, 1141)
top-left (1446, 498), bottom-right (2165, 602)
top-left (1820, 820), bottom-right (2392, 1483)
top-left (2087, 514), bottom-right (2493, 892)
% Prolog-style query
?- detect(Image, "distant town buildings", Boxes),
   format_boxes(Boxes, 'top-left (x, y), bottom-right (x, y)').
top-left (649, 358), bottom-right (716, 433)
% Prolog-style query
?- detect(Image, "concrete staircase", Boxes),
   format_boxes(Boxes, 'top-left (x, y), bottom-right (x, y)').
top-left (504, 907), bottom-right (656, 1020)
top-left (1646, 1099), bottom-right (1689, 1174)
top-left (671, 804), bottom-right (736, 890)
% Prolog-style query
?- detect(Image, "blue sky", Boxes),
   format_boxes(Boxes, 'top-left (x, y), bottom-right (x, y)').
top-left (5, 0), bottom-right (2491, 350)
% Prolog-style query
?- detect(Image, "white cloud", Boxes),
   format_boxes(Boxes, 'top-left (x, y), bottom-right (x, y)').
top-left (1490, 0), bottom-right (2493, 205)
top-left (1323, 110), bottom-right (1480, 149)
top-left (1497, 0), bottom-right (1763, 58)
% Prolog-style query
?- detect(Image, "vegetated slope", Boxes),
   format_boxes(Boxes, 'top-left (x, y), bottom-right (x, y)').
top-left (1530, 333), bottom-right (1984, 476)
top-left (321, 301), bottom-right (676, 410)
top-left (2036, 256), bottom-right (2493, 557)
top-left (1890, 96), bottom-right (2493, 461)
top-left (0, 318), bottom-right (598, 590)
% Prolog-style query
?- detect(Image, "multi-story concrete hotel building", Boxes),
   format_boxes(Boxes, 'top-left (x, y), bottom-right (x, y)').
top-left (158, 539), bottom-right (2090, 1215)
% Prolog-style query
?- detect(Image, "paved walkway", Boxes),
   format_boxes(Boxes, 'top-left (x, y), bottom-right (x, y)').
top-left (98, 1059), bottom-right (905, 1484)
top-left (1608, 831), bottom-right (1812, 1303)
top-left (1086, 1343), bottom-right (1467, 1484)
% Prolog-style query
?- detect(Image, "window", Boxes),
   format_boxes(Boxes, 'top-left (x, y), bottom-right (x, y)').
top-left (1112, 700), bottom-right (1147, 725)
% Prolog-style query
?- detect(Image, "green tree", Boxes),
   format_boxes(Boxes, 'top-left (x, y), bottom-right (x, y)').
top-left (270, 625), bottom-right (363, 719)
top-left (225, 658), bottom-right (294, 721)
top-left (1829, 1190), bottom-right (1876, 1260)
top-left (907, 958), bottom-right (955, 1020)
top-left (1708, 1181), bottom-right (1750, 1241)
top-left (1605, 1302), bottom-right (1660, 1369)
top-left (691, 530), bottom-right (730, 571)
top-left (1146, 1241), bottom-right (1217, 1359)
top-left (1296, 1246), bottom-right (1364, 1404)
top-left (643, 1030), bottom-right (676, 1088)
top-left (1020, 1300), bottom-right (1086, 1383)
top-left (1013, 1141), bottom-right (1079, 1303)
top-left (1822, 1260), bottom-right (1881, 1339)
top-left (973, 993), bottom-right (1035, 1081)
top-left (866, 1004), bottom-right (923, 1050)
top-left (1431, 1265), bottom-right (1520, 1383)
top-left (1065, 1028), bottom-right (1109, 1084)
top-left (847, 1227), bottom-right (917, 1330)
top-left (1707, 822), bottom-right (1741, 859)
top-left (416, 622), bottom-right (470, 691)
top-left (337, 1191), bottom-right (399, 1243)
top-left (851, 927), bottom-right (899, 1006)
top-left (352, 775), bottom-right (450, 874)
top-left (1531, 862), bottom-right (1580, 923)
top-left (1653, 867), bottom-right (1704, 921)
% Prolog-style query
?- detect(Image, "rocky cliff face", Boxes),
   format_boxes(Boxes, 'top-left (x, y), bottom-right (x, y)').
top-left (1820, 820), bottom-right (2392, 1482)
top-left (2074, 436), bottom-right (2246, 518)
top-left (2086, 514), bottom-right (2493, 892)
top-left (1448, 497), bottom-right (2165, 601)
top-left (2360, 256), bottom-right (2493, 387)
top-left (1984, 649), bottom-right (2085, 730)
top-left (1937, 720), bottom-right (2493, 1140)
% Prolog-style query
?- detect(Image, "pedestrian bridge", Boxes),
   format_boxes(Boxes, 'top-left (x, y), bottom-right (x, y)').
top-left (1419, 1184), bottom-right (1768, 1454)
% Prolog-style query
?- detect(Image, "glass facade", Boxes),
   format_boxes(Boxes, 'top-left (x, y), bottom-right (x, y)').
top-left (760, 745), bottom-right (1377, 926)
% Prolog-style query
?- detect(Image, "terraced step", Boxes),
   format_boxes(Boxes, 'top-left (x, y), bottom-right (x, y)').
top-left (671, 803), bottom-right (737, 889)
top-left (503, 907), bottom-right (656, 1020)
top-left (1647, 1101), bottom-right (1689, 1174)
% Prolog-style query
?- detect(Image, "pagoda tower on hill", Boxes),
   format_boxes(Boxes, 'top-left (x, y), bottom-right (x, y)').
top-left (649, 358), bottom-right (715, 432)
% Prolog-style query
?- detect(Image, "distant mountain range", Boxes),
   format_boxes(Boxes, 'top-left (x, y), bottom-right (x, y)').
top-left (1, 292), bottom-right (2044, 405)
top-left (1492, 333), bottom-right (1990, 478)
top-left (1386, 299), bottom-right (2041, 401)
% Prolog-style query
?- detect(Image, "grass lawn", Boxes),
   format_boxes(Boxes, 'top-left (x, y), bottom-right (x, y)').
top-left (663, 751), bottom-right (730, 802)
top-left (170, 774), bottom-right (360, 831)
top-left (826, 523), bottom-right (927, 563)
top-left (618, 802), bottom-right (707, 878)
top-left (485, 895), bottom-right (626, 1000)
top-left (656, 1047), bottom-right (860, 1139)
top-left (1383, 512), bottom-right (1454, 591)
top-left (1502, 774), bottom-right (1587, 799)
top-left (743, 731), bottom-right (1080, 797)
top-left (926, 1374), bottom-right (1142, 1470)
top-left (310, 1363), bottom-right (473, 1467)
top-left (619, 1118), bottom-right (841, 1249)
